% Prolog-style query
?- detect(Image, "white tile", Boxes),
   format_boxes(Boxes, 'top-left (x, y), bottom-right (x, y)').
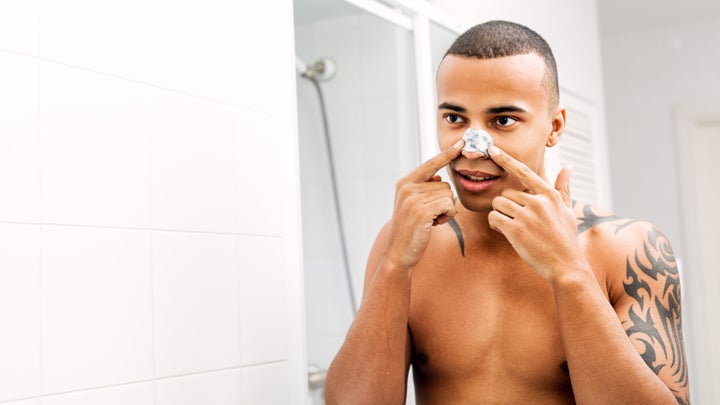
top-left (327, 101), bottom-right (365, 180)
top-left (336, 178), bottom-right (368, 257)
top-left (306, 332), bottom-right (345, 371)
top-left (0, 224), bottom-right (41, 401)
top-left (39, 63), bottom-right (151, 228)
top-left (154, 369), bottom-right (242, 405)
top-left (241, 362), bottom-right (290, 405)
top-left (299, 182), bottom-right (344, 260)
top-left (357, 14), bottom-right (415, 100)
top-left (0, 0), bottom-right (38, 55)
top-left (41, 226), bottom-right (153, 394)
top-left (42, 382), bottom-right (153, 405)
top-left (238, 236), bottom-right (288, 366)
top-left (395, 95), bottom-right (421, 175)
top-left (149, 89), bottom-right (238, 233)
top-left (147, 0), bottom-right (235, 101)
top-left (297, 92), bottom-right (330, 186)
top-left (37, 0), bottom-right (147, 81)
top-left (364, 176), bottom-right (395, 242)
top-left (231, 0), bottom-right (296, 114)
top-left (153, 232), bottom-right (241, 377)
top-left (361, 99), bottom-right (404, 177)
top-left (305, 15), bottom-right (362, 106)
top-left (236, 109), bottom-right (284, 237)
top-left (303, 257), bottom-right (354, 338)
top-left (0, 399), bottom-right (40, 405)
top-left (0, 54), bottom-right (40, 223)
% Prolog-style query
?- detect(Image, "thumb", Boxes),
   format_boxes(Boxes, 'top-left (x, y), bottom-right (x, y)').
top-left (554, 166), bottom-right (573, 207)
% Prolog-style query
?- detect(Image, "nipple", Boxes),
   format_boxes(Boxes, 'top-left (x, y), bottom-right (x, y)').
top-left (461, 128), bottom-right (494, 159)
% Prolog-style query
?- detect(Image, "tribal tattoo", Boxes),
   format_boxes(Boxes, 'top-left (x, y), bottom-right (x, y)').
top-left (448, 217), bottom-right (465, 257)
top-left (575, 202), bottom-right (639, 234)
top-left (622, 226), bottom-right (689, 404)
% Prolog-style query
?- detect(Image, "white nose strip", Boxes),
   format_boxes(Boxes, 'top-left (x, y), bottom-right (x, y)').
top-left (461, 128), bottom-right (494, 159)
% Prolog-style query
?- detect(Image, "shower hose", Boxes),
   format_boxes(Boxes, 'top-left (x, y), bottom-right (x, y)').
top-left (305, 76), bottom-right (358, 316)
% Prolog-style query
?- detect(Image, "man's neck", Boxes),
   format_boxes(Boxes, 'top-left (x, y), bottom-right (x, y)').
top-left (453, 203), bottom-right (513, 250)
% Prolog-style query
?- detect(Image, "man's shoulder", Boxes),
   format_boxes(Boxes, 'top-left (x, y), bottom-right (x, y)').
top-left (573, 200), bottom-right (675, 269)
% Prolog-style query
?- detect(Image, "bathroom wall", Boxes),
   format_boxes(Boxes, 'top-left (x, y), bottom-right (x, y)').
top-left (0, 0), bottom-right (305, 403)
top-left (601, 14), bottom-right (720, 263)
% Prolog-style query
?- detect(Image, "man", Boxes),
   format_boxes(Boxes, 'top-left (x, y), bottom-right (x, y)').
top-left (324, 20), bottom-right (689, 404)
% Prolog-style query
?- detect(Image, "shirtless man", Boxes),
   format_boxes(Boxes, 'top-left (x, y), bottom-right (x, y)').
top-left (324, 20), bottom-right (690, 404)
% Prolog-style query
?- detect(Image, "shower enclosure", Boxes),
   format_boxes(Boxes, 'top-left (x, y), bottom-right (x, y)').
top-left (293, 0), bottom-right (461, 402)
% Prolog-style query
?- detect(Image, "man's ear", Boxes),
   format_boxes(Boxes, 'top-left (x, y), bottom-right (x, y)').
top-left (546, 106), bottom-right (566, 147)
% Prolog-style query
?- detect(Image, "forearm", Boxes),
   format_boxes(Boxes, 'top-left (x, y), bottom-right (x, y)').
top-left (325, 260), bottom-right (413, 405)
top-left (551, 265), bottom-right (678, 404)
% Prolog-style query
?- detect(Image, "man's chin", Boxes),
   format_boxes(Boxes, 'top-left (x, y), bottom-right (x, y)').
top-left (454, 193), bottom-right (495, 214)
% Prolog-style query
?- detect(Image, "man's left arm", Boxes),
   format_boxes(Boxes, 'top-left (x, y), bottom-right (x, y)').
top-left (487, 145), bottom-right (690, 404)
top-left (612, 222), bottom-right (690, 404)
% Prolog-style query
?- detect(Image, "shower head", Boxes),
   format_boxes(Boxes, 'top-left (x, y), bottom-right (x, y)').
top-left (295, 56), bottom-right (336, 82)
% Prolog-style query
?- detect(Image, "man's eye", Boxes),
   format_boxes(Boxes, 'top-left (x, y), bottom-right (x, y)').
top-left (444, 114), bottom-right (465, 124)
top-left (494, 116), bottom-right (517, 127)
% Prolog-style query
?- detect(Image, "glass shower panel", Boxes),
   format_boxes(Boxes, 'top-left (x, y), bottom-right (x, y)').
top-left (429, 22), bottom-right (459, 185)
top-left (430, 22), bottom-right (459, 92)
top-left (294, 0), bottom-right (418, 401)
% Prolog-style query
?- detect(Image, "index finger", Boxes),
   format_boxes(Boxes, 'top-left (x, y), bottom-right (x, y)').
top-left (487, 145), bottom-right (552, 193)
top-left (406, 139), bottom-right (464, 182)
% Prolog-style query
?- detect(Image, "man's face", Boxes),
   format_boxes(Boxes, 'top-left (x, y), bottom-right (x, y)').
top-left (436, 53), bottom-right (564, 212)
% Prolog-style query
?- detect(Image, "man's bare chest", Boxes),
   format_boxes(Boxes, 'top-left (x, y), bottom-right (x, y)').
top-left (407, 255), bottom-right (572, 392)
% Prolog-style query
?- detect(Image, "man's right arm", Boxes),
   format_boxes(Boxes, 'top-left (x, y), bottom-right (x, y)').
top-left (324, 223), bottom-right (414, 404)
top-left (324, 140), bottom-right (464, 404)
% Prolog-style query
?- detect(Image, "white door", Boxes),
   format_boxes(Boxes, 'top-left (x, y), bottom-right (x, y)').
top-left (676, 106), bottom-right (720, 403)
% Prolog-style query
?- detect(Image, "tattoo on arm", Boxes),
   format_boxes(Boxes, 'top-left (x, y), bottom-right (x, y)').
top-left (623, 226), bottom-right (689, 404)
top-left (448, 217), bottom-right (465, 257)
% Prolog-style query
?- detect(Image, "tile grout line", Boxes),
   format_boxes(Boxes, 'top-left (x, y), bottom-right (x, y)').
top-left (144, 2), bottom-right (157, 402)
top-left (0, 220), bottom-right (283, 240)
top-left (0, 361), bottom-right (288, 404)
top-left (37, 31), bottom-right (45, 402)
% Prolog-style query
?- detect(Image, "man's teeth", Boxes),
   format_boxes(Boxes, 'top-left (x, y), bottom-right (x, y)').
top-left (464, 174), bottom-right (496, 181)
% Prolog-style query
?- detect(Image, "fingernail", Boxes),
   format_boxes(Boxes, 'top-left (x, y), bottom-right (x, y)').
top-left (488, 145), bottom-right (500, 156)
top-left (453, 139), bottom-right (464, 149)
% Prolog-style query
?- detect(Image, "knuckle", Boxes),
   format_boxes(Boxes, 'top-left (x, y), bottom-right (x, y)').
top-left (395, 177), bottom-right (409, 191)
top-left (396, 180), bottom-right (414, 195)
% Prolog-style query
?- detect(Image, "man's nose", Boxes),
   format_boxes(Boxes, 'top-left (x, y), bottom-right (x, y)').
top-left (461, 128), bottom-right (494, 160)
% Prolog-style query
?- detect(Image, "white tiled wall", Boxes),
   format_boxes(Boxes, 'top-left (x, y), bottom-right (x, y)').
top-left (295, 12), bottom-right (419, 371)
top-left (0, 0), bottom-right (304, 403)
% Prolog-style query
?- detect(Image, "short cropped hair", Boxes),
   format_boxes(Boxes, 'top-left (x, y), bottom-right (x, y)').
top-left (444, 20), bottom-right (559, 110)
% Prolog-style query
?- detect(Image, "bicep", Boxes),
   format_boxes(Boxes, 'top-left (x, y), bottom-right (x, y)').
top-left (613, 224), bottom-right (690, 403)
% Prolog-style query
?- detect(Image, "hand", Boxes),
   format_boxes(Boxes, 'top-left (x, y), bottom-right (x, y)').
top-left (487, 145), bottom-right (585, 281)
top-left (383, 140), bottom-right (464, 270)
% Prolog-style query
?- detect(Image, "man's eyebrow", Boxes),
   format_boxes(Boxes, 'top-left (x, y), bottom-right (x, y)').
top-left (437, 103), bottom-right (528, 114)
top-left (438, 102), bottom-right (465, 113)
top-left (485, 105), bottom-right (528, 114)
